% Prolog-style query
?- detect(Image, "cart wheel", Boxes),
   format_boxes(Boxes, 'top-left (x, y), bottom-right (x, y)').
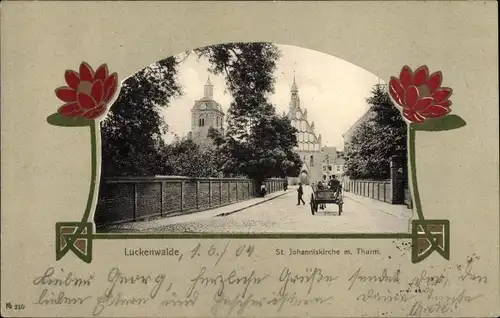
top-left (338, 203), bottom-right (343, 216)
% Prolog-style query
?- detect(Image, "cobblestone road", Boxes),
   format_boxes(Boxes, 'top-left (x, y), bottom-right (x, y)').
top-left (121, 186), bottom-right (413, 234)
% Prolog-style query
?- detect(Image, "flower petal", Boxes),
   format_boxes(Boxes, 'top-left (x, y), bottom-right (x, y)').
top-left (400, 65), bottom-right (413, 88)
top-left (58, 102), bottom-right (84, 117)
top-left (436, 100), bottom-right (452, 108)
top-left (82, 104), bottom-right (106, 120)
top-left (419, 105), bottom-right (451, 118)
top-left (91, 80), bottom-right (104, 103)
top-left (427, 71), bottom-right (442, 93)
top-left (94, 64), bottom-right (108, 82)
top-left (103, 73), bottom-right (118, 102)
top-left (389, 77), bottom-right (405, 106)
top-left (77, 92), bottom-right (96, 109)
top-left (413, 65), bottom-right (429, 86)
top-left (79, 62), bottom-right (94, 82)
top-left (405, 85), bottom-right (420, 108)
top-left (55, 87), bottom-right (77, 102)
top-left (403, 110), bottom-right (425, 123)
top-left (64, 70), bottom-right (80, 89)
top-left (432, 87), bottom-right (452, 102)
top-left (414, 97), bottom-right (434, 111)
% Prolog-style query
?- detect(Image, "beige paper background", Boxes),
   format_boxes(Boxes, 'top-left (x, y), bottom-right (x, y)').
top-left (1, 1), bottom-right (499, 317)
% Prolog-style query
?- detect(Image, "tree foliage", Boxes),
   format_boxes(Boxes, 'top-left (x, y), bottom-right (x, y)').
top-left (344, 84), bottom-right (407, 179)
top-left (101, 57), bottom-right (182, 177)
top-left (159, 138), bottom-right (221, 178)
top-left (195, 42), bottom-right (302, 182)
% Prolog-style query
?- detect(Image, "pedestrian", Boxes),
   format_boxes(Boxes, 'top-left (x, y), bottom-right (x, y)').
top-left (260, 182), bottom-right (267, 197)
top-left (283, 179), bottom-right (288, 191)
top-left (297, 182), bottom-right (305, 205)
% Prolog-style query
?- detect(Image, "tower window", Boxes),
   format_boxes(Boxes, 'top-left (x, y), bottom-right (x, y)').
top-left (199, 117), bottom-right (205, 127)
top-left (310, 155), bottom-right (314, 167)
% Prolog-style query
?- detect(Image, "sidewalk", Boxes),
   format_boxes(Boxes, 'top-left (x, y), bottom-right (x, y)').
top-left (104, 187), bottom-right (296, 232)
top-left (343, 192), bottom-right (413, 219)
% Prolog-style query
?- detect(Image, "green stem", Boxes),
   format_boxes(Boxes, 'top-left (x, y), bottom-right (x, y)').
top-left (408, 123), bottom-right (424, 220)
top-left (81, 120), bottom-right (100, 223)
top-left (408, 123), bottom-right (440, 254)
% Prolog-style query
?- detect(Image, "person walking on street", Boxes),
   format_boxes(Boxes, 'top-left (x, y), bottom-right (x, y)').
top-left (297, 183), bottom-right (306, 205)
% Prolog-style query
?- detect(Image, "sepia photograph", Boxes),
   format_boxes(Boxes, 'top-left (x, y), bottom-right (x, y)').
top-left (95, 43), bottom-right (413, 234)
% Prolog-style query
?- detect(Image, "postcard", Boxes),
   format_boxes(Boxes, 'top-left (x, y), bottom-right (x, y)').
top-left (1, 1), bottom-right (498, 317)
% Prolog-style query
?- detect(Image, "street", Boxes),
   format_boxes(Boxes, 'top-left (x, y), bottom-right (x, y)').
top-left (113, 186), bottom-right (413, 234)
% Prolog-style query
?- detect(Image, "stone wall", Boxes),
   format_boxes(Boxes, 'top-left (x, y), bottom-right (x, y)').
top-left (94, 176), bottom-right (285, 227)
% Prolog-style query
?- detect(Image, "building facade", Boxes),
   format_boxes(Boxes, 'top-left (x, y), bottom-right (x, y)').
top-left (285, 76), bottom-right (322, 185)
top-left (285, 77), bottom-right (345, 185)
top-left (188, 76), bottom-right (225, 149)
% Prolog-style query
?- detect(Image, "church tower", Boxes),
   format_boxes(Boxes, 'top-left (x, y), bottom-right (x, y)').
top-left (189, 76), bottom-right (225, 149)
top-left (286, 74), bottom-right (323, 184)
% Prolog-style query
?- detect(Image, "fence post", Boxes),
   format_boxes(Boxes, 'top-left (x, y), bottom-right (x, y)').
top-left (228, 181), bottom-right (231, 202)
top-left (160, 182), bottom-right (164, 216)
top-left (208, 179), bottom-right (212, 207)
top-left (180, 180), bottom-right (184, 212)
top-left (219, 180), bottom-right (222, 206)
top-left (236, 181), bottom-right (239, 201)
top-left (133, 183), bottom-right (137, 221)
top-left (196, 180), bottom-right (200, 209)
top-left (390, 155), bottom-right (406, 204)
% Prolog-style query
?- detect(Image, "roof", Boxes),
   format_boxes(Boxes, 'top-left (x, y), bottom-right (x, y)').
top-left (191, 98), bottom-right (225, 114)
top-left (342, 108), bottom-right (374, 138)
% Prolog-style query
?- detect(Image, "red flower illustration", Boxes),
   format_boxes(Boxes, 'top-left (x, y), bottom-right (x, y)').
top-left (55, 62), bottom-right (118, 120)
top-left (389, 65), bottom-right (452, 123)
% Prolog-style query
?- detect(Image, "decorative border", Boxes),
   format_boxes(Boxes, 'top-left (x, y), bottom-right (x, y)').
top-left (47, 63), bottom-right (466, 264)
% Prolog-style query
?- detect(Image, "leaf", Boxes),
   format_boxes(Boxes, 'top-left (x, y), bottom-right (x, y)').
top-left (413, 115), bottom-right (467, 132)
top-left (47, 112), bottom-right (93, 127)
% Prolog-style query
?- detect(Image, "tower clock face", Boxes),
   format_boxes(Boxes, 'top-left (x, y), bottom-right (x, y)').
top-left (200, 103), bottom-right (206, 109)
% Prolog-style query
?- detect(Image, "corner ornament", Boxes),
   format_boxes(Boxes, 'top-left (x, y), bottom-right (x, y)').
top-left (48, 62), bottom-right (119, 263)
top-left (389, 65), bottom-right (466, 263)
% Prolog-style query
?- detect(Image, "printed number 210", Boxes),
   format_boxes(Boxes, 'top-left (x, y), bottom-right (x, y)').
top-left (5, 302), bottom-right (26, 310)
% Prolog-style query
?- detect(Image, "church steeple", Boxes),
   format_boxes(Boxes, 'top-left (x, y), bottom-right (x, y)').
top-left (290, 71), bottom-right (298, 92)
top-left (290, 72), bottom-right (300, 110)
top-left (204, 75), bottom-right (213, 99)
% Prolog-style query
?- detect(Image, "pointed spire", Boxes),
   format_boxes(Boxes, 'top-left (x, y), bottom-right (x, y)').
top-left (291, 70), bottom-right (298, 92)
top-left (204, 74), bottom-right (213, 98)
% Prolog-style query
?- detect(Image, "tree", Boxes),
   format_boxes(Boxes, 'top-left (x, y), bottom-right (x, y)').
top-left (159, 138), bottom-right (221, 178)
top-left (194, 42), bottom-right (279, 139)
top-left (100, 57), bottom-right (182, 177)
top-left (194, 43), bottom-right (302, 183)
top-left (344, 84), bottom-right (407, 179)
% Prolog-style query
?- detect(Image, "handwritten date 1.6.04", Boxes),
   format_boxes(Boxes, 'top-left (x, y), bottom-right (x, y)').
top-left (189, 242), bottom-right (255, 266)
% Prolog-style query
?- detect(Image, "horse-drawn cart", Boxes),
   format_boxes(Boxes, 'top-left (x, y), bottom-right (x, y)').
top-left (310, 183), bottom-right (343, 215)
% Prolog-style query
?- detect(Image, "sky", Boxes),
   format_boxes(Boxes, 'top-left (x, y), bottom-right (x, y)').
top-left (160, 44), bottom-right (383, 149)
